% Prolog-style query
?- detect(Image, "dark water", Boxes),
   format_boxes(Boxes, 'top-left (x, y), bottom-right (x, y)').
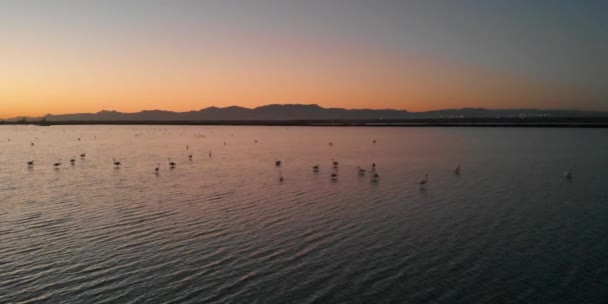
top-left (1, 125), bottom-right (607, 303)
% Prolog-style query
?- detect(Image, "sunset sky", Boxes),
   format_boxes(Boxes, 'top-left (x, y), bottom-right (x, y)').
top-left (1, 0), bottom-right (606, 118)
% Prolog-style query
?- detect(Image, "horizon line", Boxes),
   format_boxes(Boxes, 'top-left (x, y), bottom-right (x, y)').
top-left (3, 103), bottom-right (606, 120)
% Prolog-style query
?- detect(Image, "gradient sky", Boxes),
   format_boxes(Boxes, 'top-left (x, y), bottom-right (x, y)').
top-left (1, 0), bottom-right (607, 118)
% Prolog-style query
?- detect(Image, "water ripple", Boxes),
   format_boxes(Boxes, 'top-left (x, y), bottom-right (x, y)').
top-left (1, 126), bottom-right (607, 303)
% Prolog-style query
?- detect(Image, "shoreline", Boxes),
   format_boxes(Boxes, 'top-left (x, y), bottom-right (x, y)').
top-left (2, 118), bottom-right (608, 128)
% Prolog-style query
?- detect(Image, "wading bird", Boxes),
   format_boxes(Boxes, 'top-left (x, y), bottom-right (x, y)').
top-left (419, 174), bottom-right (429, 188)
top-left (358, 166), bottom-right (366, 175)
top-left (371, 172), bottom-right (380, 182)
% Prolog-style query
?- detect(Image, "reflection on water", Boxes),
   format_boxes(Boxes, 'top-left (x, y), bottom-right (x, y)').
top-left (1, 125), bottom-right (608, 303)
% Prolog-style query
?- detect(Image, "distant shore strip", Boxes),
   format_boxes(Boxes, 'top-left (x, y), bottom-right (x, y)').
top-left (2, 118), bottom-right (608, 128)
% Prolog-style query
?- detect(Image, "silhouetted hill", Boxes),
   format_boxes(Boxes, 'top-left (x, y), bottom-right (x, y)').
top-left (5, 104), bottom-right (608, 122)
top-left (26, 104), bottom-right (412, 121)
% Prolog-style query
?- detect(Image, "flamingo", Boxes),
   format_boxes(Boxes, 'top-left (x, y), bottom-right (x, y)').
top-left (112, 158), bottom-right (121, 168)
top-left (357, 166), bottom-right (366, 175)
top-left (419, 174), bottom-right (429, 187)
top-left (454, 164), bottom-right (461, 175)
top-left (371, 172), bottom-right (380, 182)
top-left (168, 158), bottom-right (176, 168)
top-left (275, 159), bottom-right (282, 167)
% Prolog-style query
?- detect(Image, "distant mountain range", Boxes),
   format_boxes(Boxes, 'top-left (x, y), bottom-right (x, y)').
top-left (5, 104), bottom-right (608, 122)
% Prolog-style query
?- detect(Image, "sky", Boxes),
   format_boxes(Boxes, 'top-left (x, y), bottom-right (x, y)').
top-left (1, 0), bottom-right (607, 118)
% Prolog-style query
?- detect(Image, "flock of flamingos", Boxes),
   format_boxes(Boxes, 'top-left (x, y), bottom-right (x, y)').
top-left (17, 135), bottom-right (445, 189)
top-left (18, 133), bottom-right (573, 188)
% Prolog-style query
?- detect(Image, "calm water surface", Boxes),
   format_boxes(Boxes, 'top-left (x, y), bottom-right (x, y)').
top-left (1, 125), bottom-right (607, 303)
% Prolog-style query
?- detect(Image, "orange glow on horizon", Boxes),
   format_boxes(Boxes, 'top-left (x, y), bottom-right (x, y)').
top-left (0, 33), bottom-right (602, 118)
